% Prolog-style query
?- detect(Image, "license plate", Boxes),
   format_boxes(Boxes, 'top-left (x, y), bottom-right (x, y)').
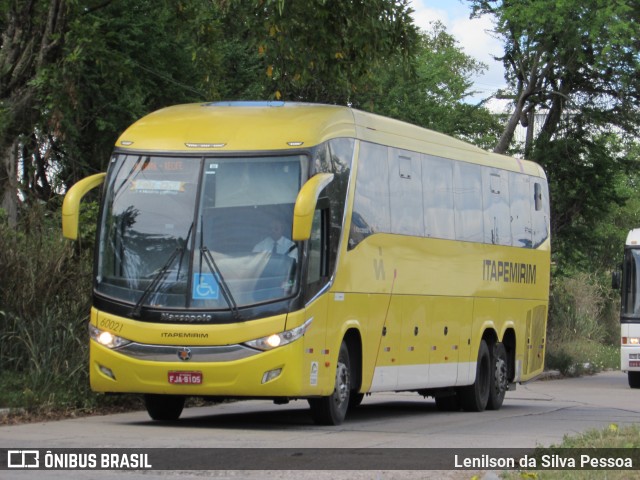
top-left (630, 361), bottom-right (640, 368)
top-left (168, 371), bottom-right (203, 385)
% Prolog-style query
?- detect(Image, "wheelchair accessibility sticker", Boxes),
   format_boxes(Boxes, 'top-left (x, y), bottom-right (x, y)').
top-left (192, 273), bottom-right (219, 300)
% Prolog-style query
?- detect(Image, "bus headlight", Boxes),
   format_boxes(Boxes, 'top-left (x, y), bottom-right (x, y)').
top-left (244, 318), bottom-right (312, 351)
top-left (89, 324), bottom-right (132, 349)
top-left (622, 337), bottom-right (640, 345)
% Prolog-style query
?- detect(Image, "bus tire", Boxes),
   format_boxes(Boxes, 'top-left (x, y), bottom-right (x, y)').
top-left (487, 342), bottom-right (508, 410)
top-left (308, 341), bottom-right (351, 425)
top-left (629, 372), bottom-right (640, 389)
top-left (144, 394), bottom-right (185, 421)
top-left (460, 339), bottom-right (491, 412)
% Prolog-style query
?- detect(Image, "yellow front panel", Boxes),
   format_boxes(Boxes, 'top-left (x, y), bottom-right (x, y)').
top-left (90, 339), bottom-right (306, 397)
top-left (93, 308), bottom-right (285, 346)
top-left (89, 308), bottom-right (335, 397)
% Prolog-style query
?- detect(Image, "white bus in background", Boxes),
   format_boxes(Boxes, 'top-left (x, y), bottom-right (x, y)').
top-left (616, 228), bottom-right (640, 388)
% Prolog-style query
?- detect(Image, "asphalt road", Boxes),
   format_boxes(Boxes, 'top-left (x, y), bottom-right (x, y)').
top-left (1, 370), bottom-right (639, 479)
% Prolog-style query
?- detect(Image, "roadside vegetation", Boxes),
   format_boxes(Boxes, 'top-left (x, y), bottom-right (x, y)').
top-left (545, 272), bottom-right (621, 376)
top-left (501, 424), bottom-right (640, 479)
top-left (0, 204), bottom-right (140, 420)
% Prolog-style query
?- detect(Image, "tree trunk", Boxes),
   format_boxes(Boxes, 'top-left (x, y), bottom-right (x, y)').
top-left (0, 140), bottom-right (19, 226)
top-left (493, 70), bottom-right (540, 155)
top-left (0, 0), bottom-right (68, 225)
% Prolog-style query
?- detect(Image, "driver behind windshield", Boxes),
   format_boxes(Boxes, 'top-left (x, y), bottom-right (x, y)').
top-left (253, 218), bottom-right (297, 258)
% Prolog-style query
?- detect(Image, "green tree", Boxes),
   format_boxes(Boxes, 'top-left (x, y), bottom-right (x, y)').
top-left (358, 21), bottom-right (502, 148)
top-left (248, 0), bottom-right (420, 103)
top-left (0, 0), bottom-right (424, 220)
top-left (0, 0), bottom-right (69, 223)
top-left (470, 0), bottom-right (640, 155)
top-left (49, 1), bottom-right (225, 187)
top-left (0, 0), bottom-right (233, 216)
top-left (469, 0), bottom-right (640, 271)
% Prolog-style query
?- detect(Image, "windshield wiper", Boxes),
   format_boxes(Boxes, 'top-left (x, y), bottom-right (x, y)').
top-left (131, 247), bottom-right (181, 318)
top-left (130, 222), bottom-right (194, 318)
top-left (199, 246), bottom-right (240, 321)
top-left (175, 222), bottom-right (194, 281)
top-left (198, 216), bottom-right (240, 320)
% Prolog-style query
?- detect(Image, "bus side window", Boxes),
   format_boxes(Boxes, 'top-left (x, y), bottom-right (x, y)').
top-left (509, 173), bottom-right (532, 248)
top-left (306, 206), bottom-right (330, 301)
top-left (422, 154), bottom-right (454, 240)
top-left (349, 142), bottom-right (390, 249)
top-left (482, 169), bottom-right (511, 246)
top-left (390, 149), bottom-right (424, 236)
top-left (534, 182), bottom-right (542, 211)
top-left (453, 162), bottom-right (483, 243)
top-left (531, 181), bottom-right (549, 247)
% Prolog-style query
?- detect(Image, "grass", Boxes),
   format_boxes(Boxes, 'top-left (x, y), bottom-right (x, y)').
top-left (0, 205), bottom-right (143, 423)
top-left (501, 424), bottom-right (640, 479)
top-left (545, 338), bottom-right (620, 377)
top-left (0, 370), bottom-right (142, 424)
top-left (545, 272), bottom-right (621, 377)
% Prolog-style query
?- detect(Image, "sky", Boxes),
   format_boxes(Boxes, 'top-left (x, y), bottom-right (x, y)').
top-left (408, 0), bottom-right (507, 106)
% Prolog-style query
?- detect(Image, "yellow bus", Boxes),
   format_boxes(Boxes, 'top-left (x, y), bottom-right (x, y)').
top-left (63, 101), bottom-right (550, 425)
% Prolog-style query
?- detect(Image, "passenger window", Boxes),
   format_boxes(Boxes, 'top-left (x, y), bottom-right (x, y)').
top-left (349, 142), bottom-right (390, 249)
top-left (423, 155), bottom-right (455, 240)
top-left (482, 169), bottom-right (511, 246)
top-left (390, 149), bottom-right (424, 236)
top-left (453, 162), bottom-right (483, 242)
top-left (531, 181), bottom-right (549, 247)
top-left (509, 173), bottom-right (532, 248)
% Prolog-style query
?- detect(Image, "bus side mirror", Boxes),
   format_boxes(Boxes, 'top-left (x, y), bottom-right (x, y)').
top-left (612, 270), bottom-right (621, 290)
top-left (292, 173), bottom-right (334, 241)
top-left (62, 173), bottom-right (106, 240)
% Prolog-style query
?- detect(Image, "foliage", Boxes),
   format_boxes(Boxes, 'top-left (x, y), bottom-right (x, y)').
top-left (469, 0), bottom-right (640, 154)
top-left (550, 423), bottom-right (640, 449)
top-left (546, 271), bottom-right (620, 376)
top-left (357, 21), bottom-right (503, 148)
top-left (545, 341), bottom-right (619, 377)
top-left (0, 0), bottom-right (501, 214)
top-left (503, 425), bottom-right (640, 479)
top-left (248, 0), bottom-right (420, 104)
top-left (549, 272), bottom-right (618, 345)
top-left (0, 205), bottom-right (93, 408)
top-left (536, 130), bottom-right (640, 273)
top-left (41, 0), bottom-right (228, 188)
top-left (469, 0), bottom-right (640, 273)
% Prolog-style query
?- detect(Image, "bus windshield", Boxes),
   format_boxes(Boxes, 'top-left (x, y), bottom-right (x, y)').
top-left (96, 153), bottom-right (306, 312)
top-left (622, 248), bottom-right (640, 318)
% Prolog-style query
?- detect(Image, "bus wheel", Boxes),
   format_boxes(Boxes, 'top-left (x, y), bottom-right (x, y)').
top-left (629, 372), bottom-right (640, 389)
top-left (460, 339), bottom-right (490, 412)
top-left (308, 342), bottom-right (351, 425)
top-left (487, 342), bottom-right (508, 410)
top-left (144, 394), bottom-right (185, 421)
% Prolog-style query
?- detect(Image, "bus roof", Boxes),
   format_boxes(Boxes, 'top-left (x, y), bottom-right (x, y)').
top-left (116, 102), bottom-right (545, 177)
